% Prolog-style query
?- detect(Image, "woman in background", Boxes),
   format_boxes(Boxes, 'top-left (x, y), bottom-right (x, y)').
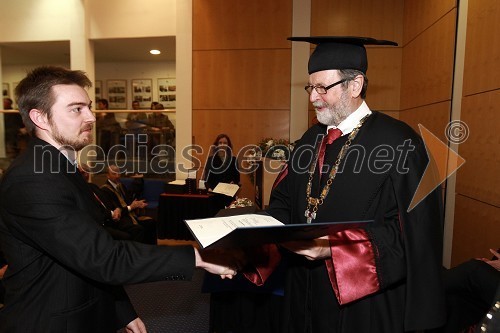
top-left (204, 134), bottom-right (240, 209)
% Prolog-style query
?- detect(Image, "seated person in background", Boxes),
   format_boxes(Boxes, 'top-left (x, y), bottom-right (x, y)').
top-left (79, 164), bottom-right (145, 243)
top-left (95, 98), bottom-right (121, 157)
top-left (429, 248), bottom-right (500, 333)
top-left (132, 100), bottom-right (140, 110)
top-left (126, 100), bottom-right (148, 129)
top-left (100, 165), bottom-right (157, 245)
top-left (148, 103), bottom-right (174, 129)
top-left (148, 103), bottom-right (175, 147)
top-left (203, 134), bottom-right (240, 209)
top-left (125, 100), bottom-right (149, 159)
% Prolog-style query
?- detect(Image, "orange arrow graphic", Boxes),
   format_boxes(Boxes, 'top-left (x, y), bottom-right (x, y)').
top-left (407, 124), bottom-right (466, 212)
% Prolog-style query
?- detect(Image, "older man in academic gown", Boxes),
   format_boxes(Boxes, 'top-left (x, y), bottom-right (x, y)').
top-left (244, 37), bottom-right (446, 333)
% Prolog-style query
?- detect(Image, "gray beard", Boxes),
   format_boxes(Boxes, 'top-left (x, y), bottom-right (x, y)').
top-left (315, 90), bottom-right (352, 126)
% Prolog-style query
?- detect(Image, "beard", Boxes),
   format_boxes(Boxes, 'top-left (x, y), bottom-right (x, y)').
top-left (49, 119), bottom-right (93, 152)
top-left (314, 88), bottom-right (352, 126)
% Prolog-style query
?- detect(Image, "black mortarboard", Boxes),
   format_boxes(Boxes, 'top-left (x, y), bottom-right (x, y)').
top-left (288, 36), bottom-right (398, 74)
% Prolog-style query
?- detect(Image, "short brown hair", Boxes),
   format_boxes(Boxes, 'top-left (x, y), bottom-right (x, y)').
top-left (15, 66), bottom-right (92, 136)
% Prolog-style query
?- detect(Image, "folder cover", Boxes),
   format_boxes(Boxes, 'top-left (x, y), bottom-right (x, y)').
top-left (184, 213), bottom-right (372, 249)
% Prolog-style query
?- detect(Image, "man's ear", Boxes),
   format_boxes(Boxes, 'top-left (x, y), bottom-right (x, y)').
top-left (29, 109), bottom-right (49, 130)
top-left (350, 75), bottom-right (364, 98)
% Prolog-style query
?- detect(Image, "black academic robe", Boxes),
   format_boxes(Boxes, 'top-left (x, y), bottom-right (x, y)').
top-left (251, 112), bottom-right (446, 332)
top-left (0, 137), bottom-right (195, 333)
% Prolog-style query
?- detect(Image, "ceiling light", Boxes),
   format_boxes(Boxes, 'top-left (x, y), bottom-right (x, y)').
top-left (150, 49), bottom-right (161, 55)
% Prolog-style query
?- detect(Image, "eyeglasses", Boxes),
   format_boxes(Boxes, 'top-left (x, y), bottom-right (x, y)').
top-left (304, 78), bottom-right (348, 95)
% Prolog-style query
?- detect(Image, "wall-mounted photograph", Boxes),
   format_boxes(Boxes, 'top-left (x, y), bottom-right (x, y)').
top-left (94, 80), bottom-right (102, 100)
top-left (107, 79), bottom-right (127, 109)
top-left (158, 78), bottom-right (176, 109)
top-left (132, 79), bottom-right (152, 109)
top-left (2, 83), bottom-right (9, 98)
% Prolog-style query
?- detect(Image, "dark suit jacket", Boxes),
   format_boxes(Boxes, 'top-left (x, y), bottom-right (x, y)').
top-left (100, 180), bottom-right (142, 222)
top-left (87, 182), bottom-right (114, 227)
top-left (0, 137), bottom-right (195, 333)
top-left (100, 180), bottom-right (131, 209)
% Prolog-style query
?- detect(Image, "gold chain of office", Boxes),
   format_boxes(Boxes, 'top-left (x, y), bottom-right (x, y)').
top-left (304, 114), bottom-right (370, 223)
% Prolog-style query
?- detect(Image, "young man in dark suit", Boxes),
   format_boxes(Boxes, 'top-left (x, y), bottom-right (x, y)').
top-left (0, 66), bottom-right (237, 333)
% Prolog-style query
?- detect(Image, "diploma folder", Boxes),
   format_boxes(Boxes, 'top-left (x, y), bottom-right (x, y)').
top-left (184, 213), bottom-right (373, 249)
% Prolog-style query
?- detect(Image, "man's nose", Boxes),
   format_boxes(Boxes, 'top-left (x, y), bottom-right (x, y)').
top-left (84, 108), bottom-right (96, 123)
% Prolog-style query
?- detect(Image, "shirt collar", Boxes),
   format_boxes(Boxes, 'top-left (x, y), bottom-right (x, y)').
top-left (58, 148), bottom-right (78, 166)
top-left (327, 101), bottom-right (372, 135)
top-left (108, 179), bottom-right (119, 189)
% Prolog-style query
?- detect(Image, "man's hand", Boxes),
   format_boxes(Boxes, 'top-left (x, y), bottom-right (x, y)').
top-left (125, 317), bottom-right (147, 333)
top-left (194, 247), bottom-right (238, 279)
top-left (479, 248), bottom-right (500, 271)
top-left (130, 199), bottom-right (148, 210)
top-left (280, 236), bottom-right (331, 261)
top-left (0, 265), bottom-right (7, 279)
top-left (112, 208), bottom-right (121, 221)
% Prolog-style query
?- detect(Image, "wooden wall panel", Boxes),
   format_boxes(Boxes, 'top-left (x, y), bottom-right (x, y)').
top-left (311, 0), bottom-right (403, 44)
top-left (193, 0), bottom-right (292, 50)
top-left (306, 47), bottom-right (403, 120)
top-left (192, 109), bottom-right (290, 200)
top-left (462, 0), bottom-right (500, 96)
top-left (192, 49), bottom-right (291, 110)
top-left (192, 109), bottom-right (290, 155)
top-left (456, 90), bottom-right (500, 207)
top-left (399, 101), bottom-right (451, 143)
top-left (192, 0), bottom-right (293, 202)
top-left (403, 0), bottom-right (457, 44)
top-left (400, 10), bottom-right (456, 110)
top-left (365, 48), bottom-right (402, 111)
top-left (378, 110), bottom-right (399, 120)
top-left (451, 194), bottom-right (500, 267)
top-left (309, 0), bottom-right (403, 113)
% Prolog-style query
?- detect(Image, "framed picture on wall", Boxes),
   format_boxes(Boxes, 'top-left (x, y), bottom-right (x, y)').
top-left (107, 79), bottom-right (127, 109)
top-left (94, 80), bottom-right (102, 100)
top-left (132, 79), bottom-right (152, 109)
top-left (157, 78), bottom-right (176, 109)
top-left (2, 82), bottom-right (9, 98)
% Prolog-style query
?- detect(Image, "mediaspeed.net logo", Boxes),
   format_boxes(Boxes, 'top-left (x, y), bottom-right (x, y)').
top-left (27, 121), bottom-right (467, 213)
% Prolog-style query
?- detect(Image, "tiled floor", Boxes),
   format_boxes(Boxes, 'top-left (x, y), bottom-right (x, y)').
top-left (120, 239), bottom-right (209, 333)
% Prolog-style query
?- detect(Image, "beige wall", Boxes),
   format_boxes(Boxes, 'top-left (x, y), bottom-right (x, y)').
top-left (0, 0), bottom-right (72, 42)
top-left (87, 0), bottom-right (176, 39)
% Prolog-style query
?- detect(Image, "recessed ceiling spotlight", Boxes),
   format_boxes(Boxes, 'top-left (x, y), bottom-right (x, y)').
top-left (150, 49), bottom-right (161, 55)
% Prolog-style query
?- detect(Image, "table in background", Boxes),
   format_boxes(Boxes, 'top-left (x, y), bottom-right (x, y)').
top-left (158, 193), bottom-right (220, 240)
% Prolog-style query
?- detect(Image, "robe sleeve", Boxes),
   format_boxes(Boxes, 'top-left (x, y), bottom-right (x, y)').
top-left (325, 228), bottom-right (379, 304)
top-left (324, 176), bottom-right (407, 305)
